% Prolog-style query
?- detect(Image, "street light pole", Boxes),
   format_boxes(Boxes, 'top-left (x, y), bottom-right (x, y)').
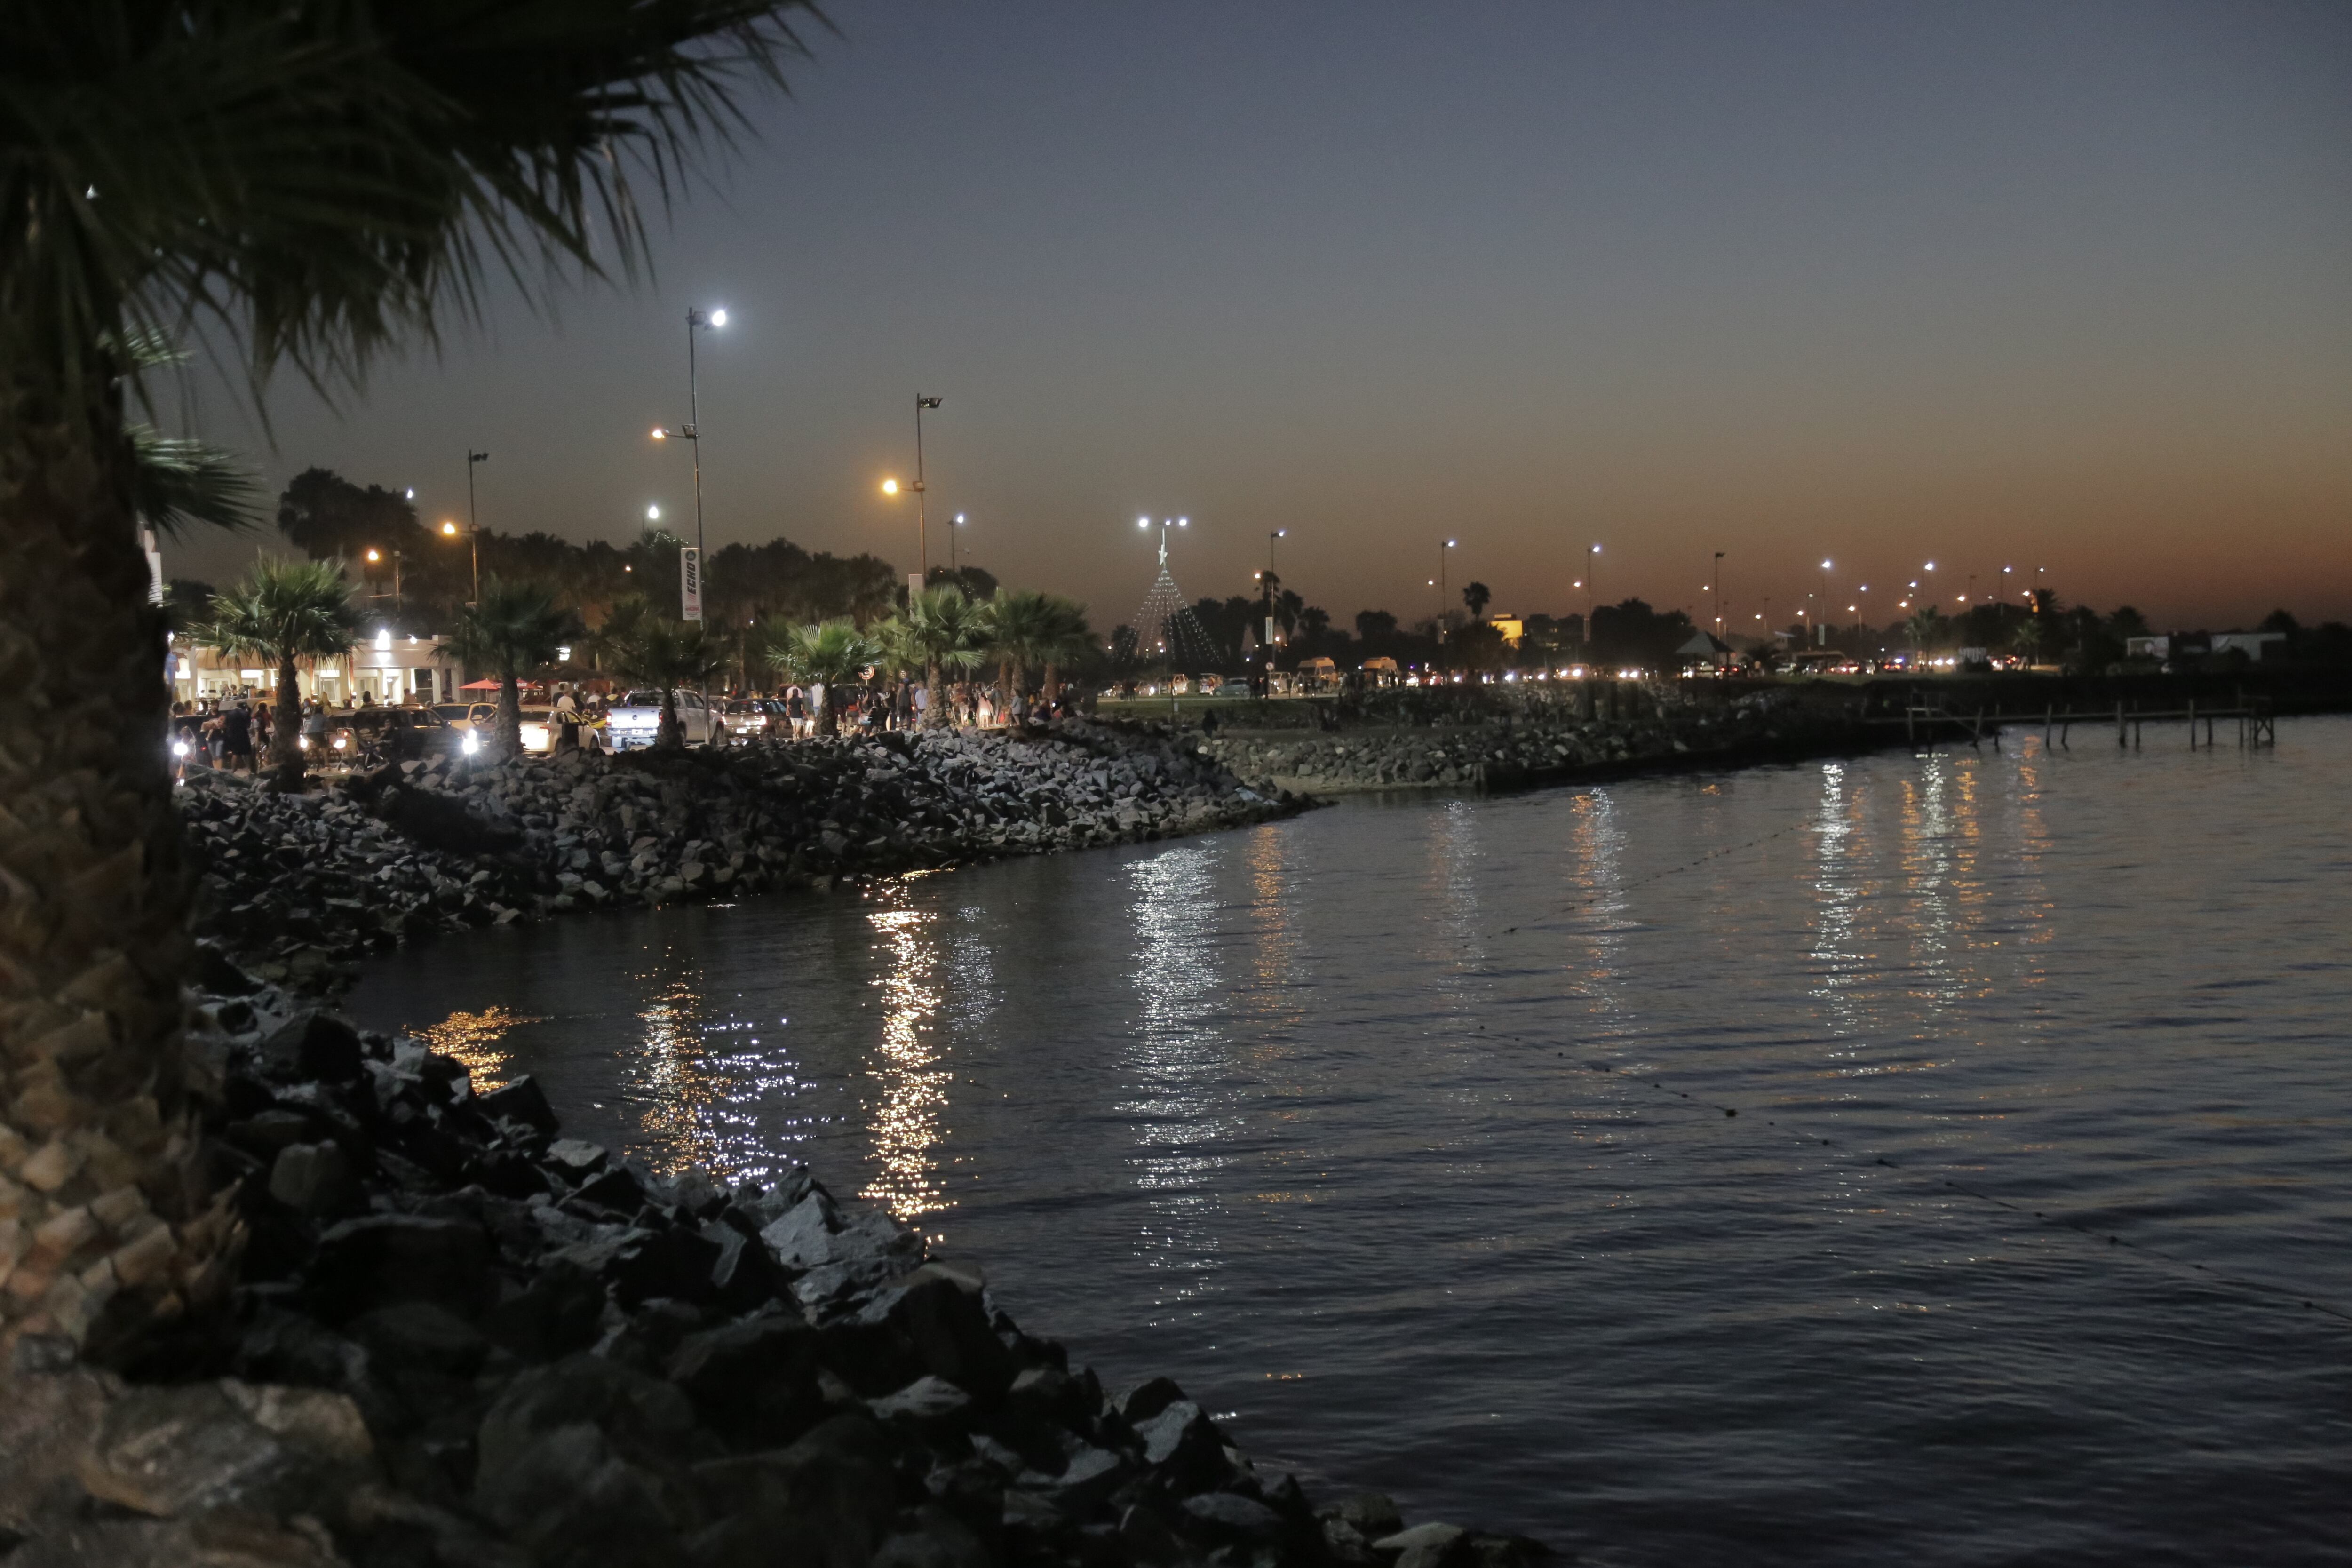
top-left (1437, 538), bottom-right (1457, 642)
top-left (914, 394), bottom-right (942, 582)
top-left (465, 450), bottom-right (487, 605)
top-left (1819, 559), bottom-right (1833, 646)
top-left (1714, 550), bottom-right (1726, 674)
top-left (1264, 529), bottom-right (1287, 695)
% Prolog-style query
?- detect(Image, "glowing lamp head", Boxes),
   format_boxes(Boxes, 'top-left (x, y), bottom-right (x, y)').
top-left (651, 427), bottom-right (666, 440)
top-left (709, 308), bottom-right (727, 327)
top-left (1821, 559), bottom-right (1833, 570)
top-left (954, 513), bottom-right (966, 524)
top-left (404, 488), bottom-right (414, 500)
top-left (646, 504), bottom-right (660, 521)
top-left (1177, 517), bottom-right (1188, 527)
top-left (442, 520), bottom-right (457, 535)
top-left (882, 479), bottom-right (900, 496)
top-left (365, 549), bottom-right (380, 562)
top-left (1137, 517), bottom-right (1150, 529)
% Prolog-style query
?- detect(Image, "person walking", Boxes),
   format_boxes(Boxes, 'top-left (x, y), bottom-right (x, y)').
top-left (553, 683), bottom-right (581, 755)
top-left (218, 701), bottom-right (255, 775)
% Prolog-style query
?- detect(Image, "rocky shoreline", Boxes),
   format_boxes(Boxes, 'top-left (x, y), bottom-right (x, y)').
top-left (2, 722), bottom-right (1557, 1568)
top-left (174, 720), bottom-right (1297, 985)
top-left (1204, 686), bottom-right (1867, 796)
top-left (3, 952), bottom-right (1542, 1568)
top-left (5, 704), bottom-right (1887, 1565)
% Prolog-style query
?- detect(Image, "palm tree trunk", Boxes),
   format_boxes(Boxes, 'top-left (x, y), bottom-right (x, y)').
top-left (658, 689), bottom-right (682, 750)
top-left (815, 691), bottom-right (836, 738)
top-left (273, 653), bottom-right (305, 792)
top-left (497, 670), bottom-right (523, 756)
top-left (924, 658), bottom-right (946, 730)
top-left (0, 369), bottom-right (235, 1360)
top-left (1042, 661), bottom-right (1060, 706)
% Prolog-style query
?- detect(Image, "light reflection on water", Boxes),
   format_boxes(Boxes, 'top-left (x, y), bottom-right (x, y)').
top-left (860, 894), bottom-right (953, 1222)
top-left (413, 1005), bottom-right (540, 1089)
top-left (1121, 845), bottom-right (1242, 1314)
top-left (349, 721), bottom-right (2352, 1568)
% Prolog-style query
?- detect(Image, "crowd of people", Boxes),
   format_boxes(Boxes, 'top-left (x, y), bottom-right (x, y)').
top-left (168, 693), bottom-right (338, 775)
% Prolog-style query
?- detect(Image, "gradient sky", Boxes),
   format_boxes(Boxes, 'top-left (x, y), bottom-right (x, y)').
top-left (168, 0), bottom-right (2352, 633)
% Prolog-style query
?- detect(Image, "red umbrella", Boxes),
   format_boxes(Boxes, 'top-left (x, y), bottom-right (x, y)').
top-left (460, 678), bottom-right (501, 690)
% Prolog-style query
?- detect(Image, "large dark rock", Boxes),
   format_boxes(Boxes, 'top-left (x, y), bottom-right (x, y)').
top-left (474, 1074), bottom-right (558, 1135)
top-left (260, 1011), bottom-right (365, 1083)
top-left (663, 1316), bottom-right (825, 1451)
top-left (685, 1414), bottom-right (896, 1568)
top-left (311, 1215), bottom-right (493, 1323)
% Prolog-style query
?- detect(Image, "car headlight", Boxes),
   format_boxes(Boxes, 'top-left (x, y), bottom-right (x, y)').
top-left (462, 732), bottom-right (480, 755)
top-left (172, 740), bottom-right (189, 757)
top-left (296, 736), bottom-right (308, 750)
top-left (521, 725), bottom-right (548, 748)
top-left (332, 736), bottom-right (346, 750)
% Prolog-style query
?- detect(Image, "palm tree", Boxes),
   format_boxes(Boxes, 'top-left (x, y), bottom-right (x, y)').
top-left (1036, 595), bottom-right (1094, 706)
top-left (1905, 606), bottom-right (1947, 654)
top-left (979, 589), bottom-right (1062, 716)
top-left (195, 558), bottom-right (364, 790)
top-left (890, 585), bottom-right (988, 729)
top-left (617, 620), bottom-right (727, 750)
top-left (768, 620), bottom-right (874, 736)
top-left (0, 2), bottom-right (817, 1355)
top-left (445, 579), bottom-right (581, 756)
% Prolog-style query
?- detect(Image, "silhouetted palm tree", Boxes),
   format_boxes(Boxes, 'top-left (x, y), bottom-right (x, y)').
top-left (195, 558), bottom-right (364, 790)
top-left (1036, 595), bottom-right (1094, 705)
top-left (890, 585), bottom-right (988, 728)
top-left (768, 620), bottom-right (874, 736)
top-left (619, 620), bottom-right (728, 749)
top-left (445, 580), bottom-right (581, 756)
top-left (0, 0), bottom-right (816, 1354)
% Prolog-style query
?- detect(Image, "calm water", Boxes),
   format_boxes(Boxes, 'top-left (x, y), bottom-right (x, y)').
top-left (350, 718), bottom-right (2352, 1565)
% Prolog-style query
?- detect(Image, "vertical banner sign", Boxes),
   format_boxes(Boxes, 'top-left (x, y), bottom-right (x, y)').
top-left (907, 572), bottom-right (925, 602)
top-left (680, 547), bottom-right (703, 622)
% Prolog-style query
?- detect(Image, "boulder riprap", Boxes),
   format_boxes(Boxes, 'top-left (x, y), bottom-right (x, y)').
top-left (175, 721), bottom-right (1296, 982)
top-left (0, 956), bottom-right (1551, 1568)
top-left (1203, 685), bottom-right (1864, 796)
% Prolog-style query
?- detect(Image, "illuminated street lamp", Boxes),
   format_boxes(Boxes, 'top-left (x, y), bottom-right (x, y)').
top-left (438, 518), bottom-right (478, 606)
top-left (363, 546), bottom-right (404, 610)
top-left (1438, 538), bottom-right (1458, 640)
top-left (950, 511), bottom-right (967, 577)
top-left (650, 305), bottom-right (726, 618)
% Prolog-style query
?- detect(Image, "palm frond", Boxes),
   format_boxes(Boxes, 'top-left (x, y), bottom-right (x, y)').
top-left (2, 1), bottom-right (825, 412)
top-left (130, 425), bottom-right (258, 535)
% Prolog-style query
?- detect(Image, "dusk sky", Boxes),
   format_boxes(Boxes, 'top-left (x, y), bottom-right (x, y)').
top-left (170, 0), bottom-right (2352, 633)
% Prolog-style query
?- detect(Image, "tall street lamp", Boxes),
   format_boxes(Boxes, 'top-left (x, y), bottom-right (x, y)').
top-left (1819, 558), bottom-right (1833, 646)
top-left (1714, 550), bottom-right (1726, 673)
top-left (364, 547), bottom-right (404, 611)
top-left (1437, 538), bottom-right (1457, 641)
top-left (439, 518), bottom-right (478, 605)
top-left (949, 512), bottom-right (967, 578)
top-left (651, 305), bottom-right (725, 618)
top-left (914, 393), bottom-right (943, 582)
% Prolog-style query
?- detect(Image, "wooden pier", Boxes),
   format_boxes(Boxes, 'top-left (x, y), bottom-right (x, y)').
top-left (1873, 695), bottom-right (2278, 751)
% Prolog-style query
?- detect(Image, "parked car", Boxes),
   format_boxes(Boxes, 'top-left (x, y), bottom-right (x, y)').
top-left (315, 704), bottom-right (462, 767)
top-left (605, 689), bottom-right (725, 751)
top-left (515, 706), bottom-right (605, 755)
top-left (720, 697), bottom-right (781, 744)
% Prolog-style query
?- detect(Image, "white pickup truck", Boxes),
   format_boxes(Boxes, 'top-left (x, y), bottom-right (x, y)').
top-left (604, 689), bottom-right (726, 751)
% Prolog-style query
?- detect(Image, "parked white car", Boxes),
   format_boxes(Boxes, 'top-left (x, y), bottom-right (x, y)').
top-left (605, 689), bottom-right (726, 751)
